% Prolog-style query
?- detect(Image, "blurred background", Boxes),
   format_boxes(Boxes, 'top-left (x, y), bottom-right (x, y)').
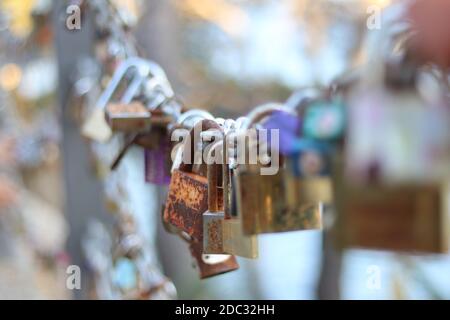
top-left (0, 0), bottom-right (449, 300)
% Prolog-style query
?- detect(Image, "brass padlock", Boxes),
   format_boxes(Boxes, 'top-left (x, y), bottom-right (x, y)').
top-left (282, 91), bottom-right (343, 207)
top-left (235, 104), bottom-right (322, 235)
top-left (163, 119), bottom-right (239, 278)
top-left (221, 137), bottom-right (259, 259)
top-left (333, 153), bottom-right (450, 254)
top-left (333, 45), bottom-right (450, 253)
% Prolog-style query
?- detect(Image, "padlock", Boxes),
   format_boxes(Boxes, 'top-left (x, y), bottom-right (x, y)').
top-left (164, 119), bottom-right (221, 238)
top-left (203, 145), bottom-right (225, 254)
top-left (106, 67), bottom-right (177, 172)
top-left (345, 48), bottom-right (450, 184)
top-left (188, 240), bottom-right (239, 279)
top-left (83, 57), bottom-right (173, 141)
top-left (202, 136), bottom-right (259, 257)
top-left (333, 153), bottom-right (450, 253)
top-left (144, 140), bottom-right (172, 185)
top-left (262, 100), bottom-right (336, 207)
top-left (105, 101), bottom-right (151, 132)
top-left (223, 177), bottom-right (259, 258)
top-left (235, 104), bottom-right (322, 235)
top-left (333, 40), bottom-right (450, 253)
top-left (163, 119), bottom-right (239, 278)
top-left (82, 57), bottom-right (151, 142)
top-left (221, 135), bottom-right (259, 259)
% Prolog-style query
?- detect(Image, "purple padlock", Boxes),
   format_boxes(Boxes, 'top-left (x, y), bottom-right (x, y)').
top-left (144, 139), bottom-right (171, 185)
top-left (262, 110), bottom-right (302, 156)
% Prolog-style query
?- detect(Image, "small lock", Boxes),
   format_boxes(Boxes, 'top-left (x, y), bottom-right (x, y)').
top-left (221, 137), bottom-right (258, 259)
top-left (189, 241), bottom-right (239, 280)
top-left (203, 157), bottom-right (226, 254)
top-left (284, 147), bottom-right (333, 208)
top-left (105, 102), bottom-right (151, 132)
top-left (163, 119), bottom-right (239, 278)
top-left (83, 57), bottom-right (160, 142)
top-left (302, 99), bottom-right (346, 141)
top-left (201, 133), bottom-right (259, 258)
top-left (334, 153), bottom-right (450, 254)
top-left (235, 104), bottom-right (322, 235)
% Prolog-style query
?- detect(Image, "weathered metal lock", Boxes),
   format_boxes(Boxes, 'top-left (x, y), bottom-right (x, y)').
top-left (188, 241), bottom-right (239, 279)
top-left (164, 119), bottom-right (239, 278)
top-left (219, 135), bottom-right (259, 259)
top-left (202, 139), bottom-right (259, 258)
top-left (333, 46), bottom-right (450, 253)
top-left (235, 104), bottom-right (322, 235)
top-left (282, 95), bottom-right (345, 207)
top-left (164, 119), bottom-right (221, 237)
top-left (104, 60), bottom-right (176, 177)
top-left (105, 101), bottom-right (151, 132)
top-left (203, 150), bottom-right (226, 254)
top-left (83, 57), bottom-right (165, 142)
top-left (333, 154), bottom-right (450, 253)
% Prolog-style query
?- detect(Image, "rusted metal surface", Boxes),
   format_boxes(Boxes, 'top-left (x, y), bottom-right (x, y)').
top-left (164, 119), bottom-right (239, 278)
top-left (163, 169), bottom-right (208, 241)
top-left (105, 102), bottom-right (151, 132)
top-left (203, 212), bottom-right (224, 254)
top-left (189, 241), bottom-right (238, 279)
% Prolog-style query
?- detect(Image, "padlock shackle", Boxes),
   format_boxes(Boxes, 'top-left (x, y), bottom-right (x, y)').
top-left (285, 87), bottom-right (324, 115)
top-left (241, 103), bottom-right (296, 130)
top-left (176, 109), bottom-right (215, 128)
top-left (96, 57), bottom-right (172, 110)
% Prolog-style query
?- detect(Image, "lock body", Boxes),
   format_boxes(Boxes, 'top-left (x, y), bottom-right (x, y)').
top-left (189, 241), bottom-right (239, 279)
top-left (236, 166), bottom-right (322, 235)
top-left (203, 211), bottom-right (225, 254)
top-left (223, 219), bottom-right (258, 259)
top-left (334, 155), bottom-right (450, 253)
top-left (284, 156), bottom-right (333, 207)
top-left (163, 120), bottom-right (239, 278)
top-left (164, 169), bottom-right (208, 241)
top-left (105, 102), bottom-right (151, 132)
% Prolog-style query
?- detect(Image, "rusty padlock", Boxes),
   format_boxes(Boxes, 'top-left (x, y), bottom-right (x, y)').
top-left (203, 142), bottom-right (226, 254)
top-left (163, 119), bottom-right (239, 278)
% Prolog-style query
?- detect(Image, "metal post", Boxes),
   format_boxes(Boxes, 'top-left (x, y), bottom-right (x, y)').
top-left (52, 1), bottom-right (109, 299)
